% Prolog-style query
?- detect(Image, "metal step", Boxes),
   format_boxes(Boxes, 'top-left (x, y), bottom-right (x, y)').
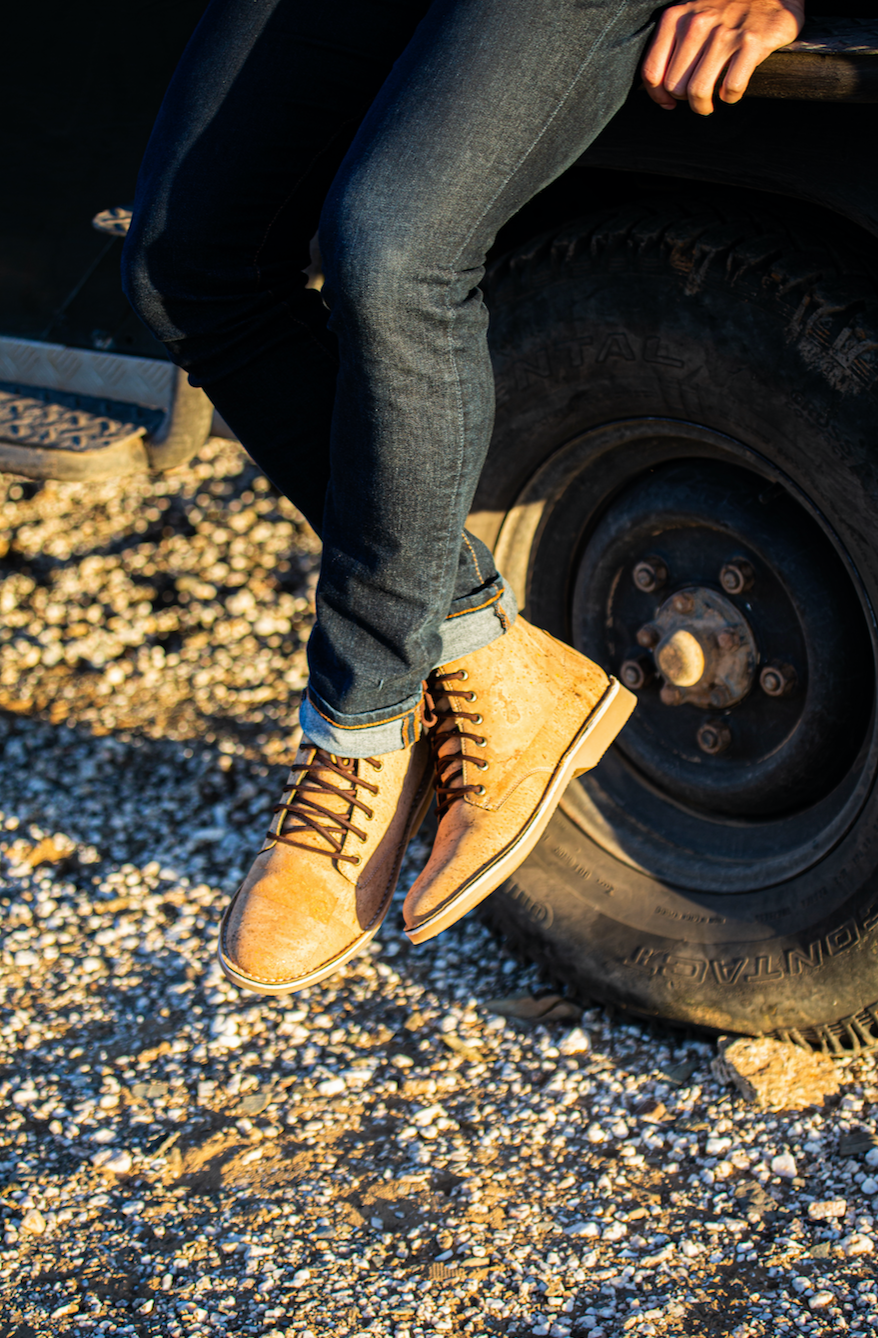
top-left (0, 336), bottom-right (214, 480)
top-left (0, 381), bottom-right (161, 480)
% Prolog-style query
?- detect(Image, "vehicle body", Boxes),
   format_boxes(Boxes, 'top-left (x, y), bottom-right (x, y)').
top-left (5, 2), bottom-right (878, 1050)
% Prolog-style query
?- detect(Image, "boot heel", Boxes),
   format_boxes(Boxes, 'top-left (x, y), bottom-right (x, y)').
top-left (571, 677), bottom-right (636, 777)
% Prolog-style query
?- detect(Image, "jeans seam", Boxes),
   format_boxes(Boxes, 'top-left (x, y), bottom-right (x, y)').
top-left (306, 688), bottom-right (421, 730)
top-left (462, 532), bottom-right (485, 585)
top-left (445, 588), bottom-right (503, 620)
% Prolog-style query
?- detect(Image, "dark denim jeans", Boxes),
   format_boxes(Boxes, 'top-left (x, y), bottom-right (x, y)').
top-left (123, 0), bottom-right (657, 756)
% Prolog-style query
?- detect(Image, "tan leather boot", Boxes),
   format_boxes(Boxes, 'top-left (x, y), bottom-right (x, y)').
top-left (219, 736), bottom-right (431, 993)
top-left (403, 616), bottom-right (635, 943)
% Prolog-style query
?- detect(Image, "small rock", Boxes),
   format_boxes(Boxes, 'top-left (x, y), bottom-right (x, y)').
top-left (866, 1147), bottom-right (878, 1168)
top-left (21, 1209), bottom-right (46, 1235)
top-left (733, 1182), bottom-right (778, 1219)
top-left (564, 1221), bottom-right (601, 1238)
top-left (316, 1077), bottom-right (345, 1097)
top-left (291, 1269), bottom-right (311, 1287)
top-left (807, 1199), bottom-right (847, 1221)
top-left (841, 1233), bottom-right (874, 1257)
top-left (861, 1177), bottom-right (878, 1195)
top-left (92, 1148), bottom-right (133, 1175)
top-left (711, 1037), bottom-right (839, 1110)
top-left (483, 993), bottom-right (582, 1023)
top-left (238, 1090), bottom-right (271, 1116)
top-left (634, 1098), bottom-right (667, 1124)
top-left (808, 1291), bottom-right (836, 1311)
top-left (771, 1154), bottom-right (797, 1179)
top-left (440, 1035), bottom-right (481, 1061)
top-left (558, 1027), bottom-right (591, 1056)
top-left (658, 1059), bottom-right (698, 1086)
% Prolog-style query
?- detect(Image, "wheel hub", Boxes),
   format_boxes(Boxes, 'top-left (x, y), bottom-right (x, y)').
top-left (630, 584), bottom-right (757, 710)
top-left (572, 456), bottom-right (872, 818)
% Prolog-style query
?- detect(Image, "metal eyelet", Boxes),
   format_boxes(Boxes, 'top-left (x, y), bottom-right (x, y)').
top-left (465, 691), bottom-right (477, 702)
top-left (476, 736), bottom-right (487, 747)
top-left (477, 760), bottom-right (489, 771)
top-left (350, 855), bottom-right (361, 865)
top-left (475, 785), bottom-right (486, 796)
top-left (371, 759), bottom-right (384, 771)
top-left (472, 713), bottom-right (483, 724)
top-left (457, 670), bottom-right (469, 680)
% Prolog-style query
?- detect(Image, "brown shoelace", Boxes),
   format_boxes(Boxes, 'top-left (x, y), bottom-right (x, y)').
top-left (422, 669), bottom-right (489, 819)
top-left (271, 749), bottom-right (382, 865)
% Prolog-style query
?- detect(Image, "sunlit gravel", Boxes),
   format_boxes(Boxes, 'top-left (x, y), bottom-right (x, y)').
top-left (1, 442), bottom-right (878, 1338)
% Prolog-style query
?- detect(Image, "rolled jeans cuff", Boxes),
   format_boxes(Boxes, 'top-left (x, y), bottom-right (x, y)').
top-left (299, 583), bottom-right (519, 757)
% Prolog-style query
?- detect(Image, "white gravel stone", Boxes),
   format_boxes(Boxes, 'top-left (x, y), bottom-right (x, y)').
top-left (316, 1077), bottom-right (346, 1096)
top-left (842, 1233), bottom-right (875, 1257)
top-left (808, 1199), bottom-right (847, 1221)
top-left (557, 1027), bottom-right (591, 1056)
top-left (564, 1221), bottom-right (601, 1238)
top-left (809, 1291), bottom-right (836, 1310)
top-left (771, 1153), bottom-right (797, 1179)
top-left (20, 1209), bottom-right (45, 1235)
top-left (92, 1148), bottom-right (133, 1175)
top-left (0, 449), bottom-right (874, 1338)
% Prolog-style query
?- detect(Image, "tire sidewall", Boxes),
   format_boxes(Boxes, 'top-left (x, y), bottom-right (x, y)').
top-left (481, 209), bottom-right (878, 1038)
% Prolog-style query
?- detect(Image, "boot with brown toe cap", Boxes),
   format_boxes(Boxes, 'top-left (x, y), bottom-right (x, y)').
top-left (403, 615), bottom-right (635, 944)
top-left (218, 735), bottom-right (432, 994)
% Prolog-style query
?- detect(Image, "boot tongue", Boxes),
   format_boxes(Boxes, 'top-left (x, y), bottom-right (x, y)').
top-left (270, 741), bottom-right (360, 853)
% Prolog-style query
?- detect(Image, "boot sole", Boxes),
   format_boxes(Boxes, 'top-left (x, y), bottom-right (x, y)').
top-left (216, 766), bottom-right (434, 996)
top-left (405, 676), bottom-right (636, 945)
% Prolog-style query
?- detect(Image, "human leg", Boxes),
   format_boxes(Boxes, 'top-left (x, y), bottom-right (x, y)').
top-left (122, 0), bottom-right (433, 531)
top-left (302, 0), bottom-right (658, 755)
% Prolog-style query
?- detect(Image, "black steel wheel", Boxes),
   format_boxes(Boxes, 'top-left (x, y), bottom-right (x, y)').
top-left (475, 198), bottom-right (878, 1051)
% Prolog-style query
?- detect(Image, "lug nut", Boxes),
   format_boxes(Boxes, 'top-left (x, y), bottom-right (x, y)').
top-left (697, 718), bottom-right (731, 755)
top-left (636, 624), bottom-right (660, 649)
top-left (760, 661), bottom-right (797, 698)
top-left (660, 684), bottom-right (684, 706)
top-left (720, 559), bottom-right (755, 596)
top-left (671, 592), bottom-right (694, 615)
top-left (632, 555), bottom-right (668, 594)
top-left (619, 656), bottom-right (654, 691)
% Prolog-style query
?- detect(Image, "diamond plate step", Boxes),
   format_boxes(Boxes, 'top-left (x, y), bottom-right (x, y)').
top-left (0, 337), bottom-right (215, 480)
top-left (0, 383), bottom-right (159, 480)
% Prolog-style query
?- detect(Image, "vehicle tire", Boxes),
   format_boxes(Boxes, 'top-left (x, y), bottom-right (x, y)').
top-left (476, 198), bottom-right (878, 1052)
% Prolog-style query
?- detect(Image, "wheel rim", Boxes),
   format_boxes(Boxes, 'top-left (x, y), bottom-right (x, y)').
top-left (494, 417), bottom-right (878, 893)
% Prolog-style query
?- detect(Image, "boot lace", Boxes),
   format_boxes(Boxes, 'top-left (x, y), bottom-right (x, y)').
top-left (270, 749), bottom-right (382, 865)
top-left (422, 670), bottom-right (489, 819)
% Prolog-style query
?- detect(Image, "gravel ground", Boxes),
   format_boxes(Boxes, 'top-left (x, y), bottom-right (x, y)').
top-left (2, 440), bottom-right (878, 1338)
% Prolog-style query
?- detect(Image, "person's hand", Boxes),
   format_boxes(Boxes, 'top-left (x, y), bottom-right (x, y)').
top-left (642, 0), bottom-right (805, 116)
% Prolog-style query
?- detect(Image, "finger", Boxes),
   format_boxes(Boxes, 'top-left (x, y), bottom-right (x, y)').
top-left (643, 71), bottom-right (680, 110)
top-left (661, 11), bottom-right (721, 102)
top-left (640, 8), bottom-right (683, 90)
top-left (718, 37), bottom-right (770, 103)
top-left (681, 33), bottom-right (742, 115)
